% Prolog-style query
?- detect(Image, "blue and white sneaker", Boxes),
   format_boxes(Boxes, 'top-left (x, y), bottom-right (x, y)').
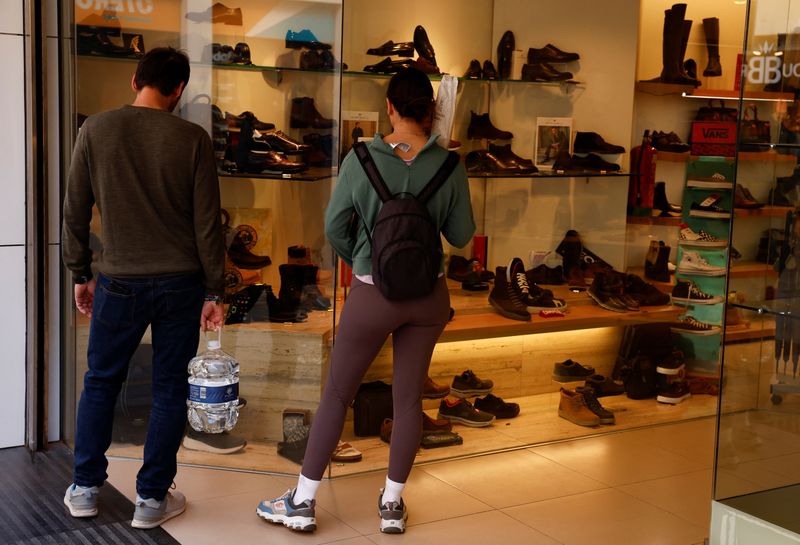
top-left (64, 483), bottom-right (99, 518)
top-left (256, 488), bottom-right (316, 532)
top-left (378, 492), bottom-right (408, 534)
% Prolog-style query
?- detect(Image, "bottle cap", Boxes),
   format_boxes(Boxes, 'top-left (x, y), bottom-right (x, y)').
top-left (207, 340), bottom-right (221, 350)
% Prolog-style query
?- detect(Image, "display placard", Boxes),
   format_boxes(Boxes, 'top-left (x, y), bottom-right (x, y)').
top-left (534, 117), bottom-right (572, 170)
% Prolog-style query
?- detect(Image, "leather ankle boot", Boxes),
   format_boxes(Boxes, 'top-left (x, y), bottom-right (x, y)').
top-left (467, 111), bottom-right (513, 140)
top-left (644, 240), bottom-right (670, 282)
top-left (653, 181), bottom-right (681, 216)
top-left (290, 97), bottom-right (334, 129)
top-left (702, 17), bottom-right (722, 76)
top-left (497, 30), bottom-right (514, 80)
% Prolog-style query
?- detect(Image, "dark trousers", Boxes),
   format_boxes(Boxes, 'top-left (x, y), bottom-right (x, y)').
top-left (73, 273), bottom-right (204, 500)
top-left (301, 277), bottom-right (450, 483)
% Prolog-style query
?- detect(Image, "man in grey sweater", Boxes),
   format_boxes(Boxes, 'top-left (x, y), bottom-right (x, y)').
top-left (61, 47), bottom-right (225, 529)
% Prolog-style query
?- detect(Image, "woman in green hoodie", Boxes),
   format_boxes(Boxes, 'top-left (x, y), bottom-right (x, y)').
top-left (257, 68), bottom-right (475, 534)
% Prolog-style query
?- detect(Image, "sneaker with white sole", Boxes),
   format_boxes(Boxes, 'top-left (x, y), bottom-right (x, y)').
top-left (671, 280), bottom-right (724, 304)
top-left (686, 172), bottom-right (731, 189)
top-left (64, 484), bottom-right (99, 518)
top-left (678, 224), bottom-right (728, 247)
top-left (378, 492), bottom-right (408, 534)
top-left (677, 251), bottom-right (726, 276)
top-left (131, 490), bottom-right (186, 529)
top-left (657, 381), bottom-right (692, 404)
top-left (256, 488), bottom-right (316, 532)
top-left (669, 315), bottom-right (721, 336)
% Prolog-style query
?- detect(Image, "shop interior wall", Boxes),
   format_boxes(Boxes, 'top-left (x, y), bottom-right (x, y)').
top-left (0, 2), bottom-right (28, 449)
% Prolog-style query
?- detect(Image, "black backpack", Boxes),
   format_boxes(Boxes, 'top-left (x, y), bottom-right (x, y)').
top-left (353, 142), bottom-right (460, 300)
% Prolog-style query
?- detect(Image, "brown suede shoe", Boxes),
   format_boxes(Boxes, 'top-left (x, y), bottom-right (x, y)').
top-left (422, 376), bottom-right (450, 399)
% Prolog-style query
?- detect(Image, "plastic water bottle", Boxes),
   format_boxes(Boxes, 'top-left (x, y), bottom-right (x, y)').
top-left (187, 337), bottom-right (239, 433)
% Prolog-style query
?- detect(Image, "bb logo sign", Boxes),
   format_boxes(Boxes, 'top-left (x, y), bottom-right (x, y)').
top-left (746, 41), bottom-right (798, 85)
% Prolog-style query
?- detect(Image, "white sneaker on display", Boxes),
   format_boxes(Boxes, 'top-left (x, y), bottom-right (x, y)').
top-left (677, 251), bottom-right (726, 276)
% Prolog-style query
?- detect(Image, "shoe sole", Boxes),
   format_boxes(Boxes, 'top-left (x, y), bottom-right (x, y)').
top-left (489, 298), bottom-right (530, 321)
top-left (676, 267), bottom-right (726, 276)
top-left (657, 393), bottom-right (691, 404)
top-left (656, 364), bottom-right (686, 375)
top-left (557, 409), bottom-right (600, 427)
top-left (449, 387), bottom-right (492, 398)
top-left (526, 302), bottom-right (568, 312)
top-left (587, 290), bottom-right (628, 313)
top-left (379, 511), bottom-right (408, 534)
top-left (63, 495), bottom-right (98, 518)
top-left (181, 436), bottom-right (246, 455)
top-left (671, 296), bottom-right (724, 305)
top-left (436, 411), bottom-right (495, 427)
top-left (669, 326), bottom-right (720, 336)
top-left (689, 210), bottom-right (730, 218)
top-left (422, 390), bottom-right (450, 399)
top-left (678, 240), bottom-right (728, 248)
top-left (256, 508), bottom-right (316, 532)
top-left (131, 503), bottom-right (187, 529)
top-left (551, 373), bottom-right (593, 382)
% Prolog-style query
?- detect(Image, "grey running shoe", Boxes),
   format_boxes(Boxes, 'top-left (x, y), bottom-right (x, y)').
top-left (378, 492), bottom-right (408, 534)
top-left (64, 484), bottom-right (99, 518)
top-left (131, 490), bottom-right (187, 529)
top-left (437, 398), bottom-right (495, 427)
top-left (256, 488), bottom-right (316, 532)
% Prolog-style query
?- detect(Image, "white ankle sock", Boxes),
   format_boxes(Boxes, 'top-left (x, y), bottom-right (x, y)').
top-left (381, 477), bottom-right (405, 505)
top-left (293, 474), bottom-right (321, 505)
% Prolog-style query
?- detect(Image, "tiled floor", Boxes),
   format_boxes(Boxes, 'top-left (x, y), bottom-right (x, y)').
top-left (107, 418), bottom-right (716, 545)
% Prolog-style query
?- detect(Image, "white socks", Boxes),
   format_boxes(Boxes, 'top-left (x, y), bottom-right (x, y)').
top-left (381, 477), bottom-right (405, 505)
top-left (293, 474), bottom-right (321, 505)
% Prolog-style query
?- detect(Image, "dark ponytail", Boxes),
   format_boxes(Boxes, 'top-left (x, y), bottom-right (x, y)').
top-left (386, 67), bottom-right (434, 123)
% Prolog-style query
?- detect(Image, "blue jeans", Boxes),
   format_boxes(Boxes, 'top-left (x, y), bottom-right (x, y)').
top-left (73, 272), bottom-right (204, 500)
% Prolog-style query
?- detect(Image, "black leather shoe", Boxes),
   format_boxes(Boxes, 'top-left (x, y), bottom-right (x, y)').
top-left (246, 150), bottom-right (307, 174)
top-left (464, 59), bottom-right (482, 79)
top-left (77, 28), bottom-right (138, 57)
top-left (570, 153), bottom-right (621, 172)
top-left (226, 111), bottom-right (275, 131)
top-left (300, 48), bottom-right (345, 71)
top-left (573, 132), bottom-right (625, 154)
top-left (414, 25), bottom-right (437, 66)
top-left (553, 150), bottom-right (572, 171)
top-left (253, 129), bottom-right (311, 153)
top-left (465, 150), bottom-right (522, 175)
top-left (488, 143), bottom-right (537, 173)
top-left (234, 42), bottom-right (251, 65)
top-left (482, 60), bottom-right (498, 80)
top-left (521, 62), bottom-right (573, 82)
top-left (290, 97), bottom-right (334, 129)
top-left (410, 57), bottom-right (441, 75)
top-left (467, 112), bottom-right (513, 140)
top-left (363, 57), bottom-right (411, 73)
top-left (527, 44), bottom-right (580, 63)
top-left (497, 30), bottom-right (515, 79)
top-left (367, 40), bottom-right (414, 57)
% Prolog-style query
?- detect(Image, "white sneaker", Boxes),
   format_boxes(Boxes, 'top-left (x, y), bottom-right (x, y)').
top-left (677, 251), bottom-right (726, 276)
top-left (132, 490), bottom-right (186, 529)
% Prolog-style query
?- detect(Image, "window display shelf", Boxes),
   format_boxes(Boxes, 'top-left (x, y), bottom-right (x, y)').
top-left (626, 215), bottom-right (682, 226)
top-left (343, 69), bottom-right (584, 88)
top-left (635, 81), bottom-right (696, 96)
top-left (655, 151), bottom-right (796, 163)
top-left (468, 170), bottom-right (630, 179)
top-left (735, 206), bottom-right (793, 218)
top-left (730, 261), bottom-right (778, 279)
top-left (220, 167), bottom-right (335, 182)
top-left (683, 88), bottom-right (795, 103)
top-left (724, 319), bottom-right (776, 342)
top-left (440, 281), bottom-right (679, 343)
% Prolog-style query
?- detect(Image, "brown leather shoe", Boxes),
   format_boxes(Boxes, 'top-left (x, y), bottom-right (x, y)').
top-left (422, 376), bottom-right (450, 399)
top-left (422, 413), bottom-right (452, 434)
top-left (380, 418), bottom-right (392, 444)
top-left (246, 150), bottom-right (307, 174)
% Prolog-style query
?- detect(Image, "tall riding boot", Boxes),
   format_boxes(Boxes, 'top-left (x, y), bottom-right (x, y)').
top-left (702, 17), bottom-right (722, 77)
top-left (642, 8), bottom-right (678, 82)
top-left (679, 19), bottom-right (701, 86)
top-left (765, 33), bottom-right (787, 91)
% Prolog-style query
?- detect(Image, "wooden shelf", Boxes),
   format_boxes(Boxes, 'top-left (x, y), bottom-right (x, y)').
top-left (686, 88), bottom-right (795, 102)
top-left (655, 150), bottom-right (692, 162)
top-left (735, 206), bottom-right (793, 218)
top-left (442, 281), bottom-right (680, 342)
top-left (725, 319), bottom-right (776, 342)
top-left (635, 81), bottom-right (696, 96)
top-left (730, 261), bottom-right (778, 279)
top-left (627, 215), bottom-right (682, 226)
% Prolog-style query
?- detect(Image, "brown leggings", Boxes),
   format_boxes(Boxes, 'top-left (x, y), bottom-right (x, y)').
top-left (300, 276), bottom-right (450, 482)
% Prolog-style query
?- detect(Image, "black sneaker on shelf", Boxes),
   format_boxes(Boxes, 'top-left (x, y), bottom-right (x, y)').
top-left (669, 315), bottom-right (721, 336)
top-left (474, 393), bottom-right (520, 419)
top-left (451, 369), bottom-right (494, 398)
top-left (689, 195), bottom-right (731, 218)
top-left (437, 398), bottom-right (495, 427)
top-left (552, 359), bottom-right (595, 382)
top-left (489, 266), bottom-right (531, 321)
top-left (584, 374), bottom-right (626, 397)
top-left (656, 380), bottom-right (691, 404)
top-left (575, 386), bottom-right (615, 424)
top-left (671, 280), bottom-right (724, 305)
top-left (623, 274), bottom-right (671, 306)
top-left (508, 257), bottom-right (567, 311)
top-left (656, 348), bottom-right (686, 375)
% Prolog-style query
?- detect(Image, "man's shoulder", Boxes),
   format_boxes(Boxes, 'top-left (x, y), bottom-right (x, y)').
top-left (83, 106), bottom-right (208, 138)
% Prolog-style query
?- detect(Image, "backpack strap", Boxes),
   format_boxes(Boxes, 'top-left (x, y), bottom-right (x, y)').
top-left (416, 151), bottom-right (460, 203)
top-left (353, 142), bottom-right (393, 203)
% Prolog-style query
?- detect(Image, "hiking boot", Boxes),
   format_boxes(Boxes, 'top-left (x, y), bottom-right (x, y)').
top-left (657, 381), bottom-right (691, 404)
top-left (378, 492), bottom-right (408, 534)
top-left (437, 398), bottom-right (495, 427)
top-left (552, 359), bottom-right (595, 382)
top-left (575, 386), bottom-right (615, 424)
top-left (182, 429), bottom-right (247, 454)
top-left (474, 393), bottom-right (520, 418)
top-left (451, 369), bottom-right (494, 397)
top-left (489, 266), bottom-right (530, 321)
top-left (678, 223), bottom-right (727, 247)
top-left (558, 388), bottom-right (601, 427)
top-left (422, 376), bottom-right (450, 399)
top-left (584, 374), bottom-right (626, 397)
top-left (257, 488), bottom-right (316, 532)
top-left (669, 315), bottom-right (720, 336)
top-left (132, 491), bottom-right (187, 529)
top-left (677, 251), bottom-right (726, 276)
top-left (64, 484), bottom-right (99, 518)
top-left (656, 347), bottom-right (686, 375)
top-left (671, 280), bottom-right (723, 304)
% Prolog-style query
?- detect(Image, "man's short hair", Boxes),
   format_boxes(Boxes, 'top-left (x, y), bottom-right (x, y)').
top-left (134, 47), bottom-right (190, 97)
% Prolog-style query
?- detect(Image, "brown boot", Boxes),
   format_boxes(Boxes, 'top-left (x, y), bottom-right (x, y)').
top-left (558, 388), bottom-right (601, 427)
top-left (422, 376), bottom-right (450, 399)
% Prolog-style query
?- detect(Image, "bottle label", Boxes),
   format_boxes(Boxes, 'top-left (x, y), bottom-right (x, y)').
top-left (188, 383), bottom-right (239, 404)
